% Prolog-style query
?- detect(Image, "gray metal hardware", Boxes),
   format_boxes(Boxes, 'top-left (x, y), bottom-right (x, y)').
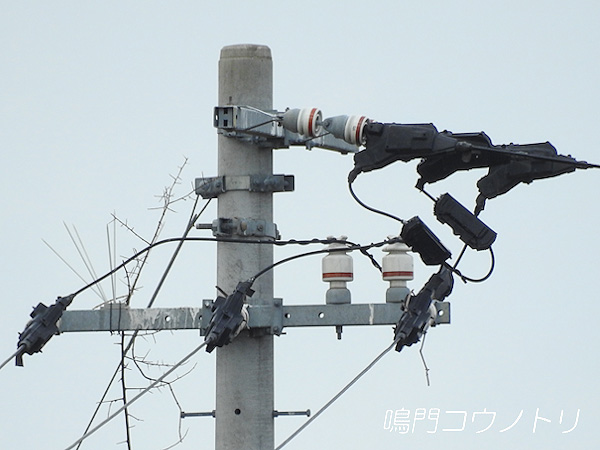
top-left (58, 300), bottom-right (451, 334)
top-left (180, 411), bottom-right (215, 419)
top-left (434, 300), bottom-right (451, 325)
top-left (214, 105), bottom-right (361, 154)
top-left (273, 410), bottom-right (311, 418)
top-left (210, 218), bottom-right (279, 239)
top-left (58, 305), bottom-right (202, 332)
top-left (195, 174), bottom-right (294, 199)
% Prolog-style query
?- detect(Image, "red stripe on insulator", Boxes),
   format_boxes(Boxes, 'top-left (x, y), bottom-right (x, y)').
top-left (323, 272), bottom-right (353, 279)
top-left (308, 108), bottom-right (316, 136)
top-left (355, 116), bottom-right (365, 144)
top-left (383, 271), bottom-right (413, 277)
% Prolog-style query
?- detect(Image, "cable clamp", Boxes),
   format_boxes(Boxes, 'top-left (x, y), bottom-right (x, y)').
top-left (207, 217), bottom-right (279, 239)
top-left (195, 174), bottom-right (294, 199)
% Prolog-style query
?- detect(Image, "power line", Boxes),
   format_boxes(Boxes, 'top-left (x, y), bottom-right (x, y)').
top-left (71, 235), bottom-right (393, 300)
top-left (63, 341), bottom-right (207, 450)
top-left (348, 179), bottom-right (406, 225)
top-left (275, 340), bottom-right (397, 449)
top-left (76, 195), bottom-right (208, 449)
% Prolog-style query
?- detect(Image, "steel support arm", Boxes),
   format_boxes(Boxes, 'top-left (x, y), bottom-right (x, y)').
top-left (57, 301), bottom-right (449, 334)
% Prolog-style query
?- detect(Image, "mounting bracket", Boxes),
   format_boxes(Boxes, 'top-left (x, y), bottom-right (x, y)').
top-left (195, 174), bottom-right (294, 199)
top-left (214, 106), bottom-right (361, 154)
top-left (205, 217), bottom-right (279, 239)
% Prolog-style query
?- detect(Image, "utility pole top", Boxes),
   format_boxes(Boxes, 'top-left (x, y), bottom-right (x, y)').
top-left (219, 44), bottom-right (272, 112)
top-left (221, 44), bottom-right (272, 58)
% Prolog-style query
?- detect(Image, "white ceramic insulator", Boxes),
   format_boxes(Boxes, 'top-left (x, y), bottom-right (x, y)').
top-left (297, 108), bottom-right (323, 138)
top-left (322, 236), bottom-right (353, 282)
top-left (382, 239), bottom-right (414, 282)
top-left (344, 115), bottom-right (368, 146)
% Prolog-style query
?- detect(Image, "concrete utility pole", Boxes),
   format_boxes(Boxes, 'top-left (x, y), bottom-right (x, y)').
top-left (56, 42), bottom-right (449, 450)
top-left (216, 44), bottom-right (275, 450)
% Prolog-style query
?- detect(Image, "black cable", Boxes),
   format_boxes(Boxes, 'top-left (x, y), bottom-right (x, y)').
top-left (412, 185), bottom-right (494, 283)
top-left (348, 179), bottom-right (406, 225)
top-left (452, 243), bottom-right (469, 270)
top-left (71, 236), bottom-right (389, 300)
top-left (249, 239), bottom-right (395, 283)
top-left (446, 247), bottom-right (495, 283)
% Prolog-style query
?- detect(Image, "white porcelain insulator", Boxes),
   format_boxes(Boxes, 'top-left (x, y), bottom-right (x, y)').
top-left (297, 108), bottom-right (323, 138)
top-left (322, 236), bottom-right (353, 282)
top-left (382, 240), bottom-right (414, 282)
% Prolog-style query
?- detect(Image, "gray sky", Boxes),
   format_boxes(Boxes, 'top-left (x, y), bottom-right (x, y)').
top-left (2, 1), bottom-right (599, 449)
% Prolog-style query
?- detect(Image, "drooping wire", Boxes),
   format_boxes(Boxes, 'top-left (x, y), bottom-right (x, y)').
top-left (63, 341), bottom-right (207, 450)
top-left (416, 185), bottom-right (497, 283)
top-left (275, 339), bottom-right (398, 450)
top-left (446, 247), bottom-right (495, 283)
top-left (249, 239), bottom-right (394, 283)
top-left (348, 179), bottom-right (406, 225)
top-left (71, 236), bottom-right (390, 300)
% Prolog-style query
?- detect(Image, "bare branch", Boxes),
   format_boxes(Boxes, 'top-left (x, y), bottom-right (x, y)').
top-left (120, 333), bottom-right (133, 450)
top-left (111, 215), bottom-right (150, 245)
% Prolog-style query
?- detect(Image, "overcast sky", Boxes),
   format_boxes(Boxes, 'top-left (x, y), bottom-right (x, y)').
top-left (2, 1), bottom-right (599, 449)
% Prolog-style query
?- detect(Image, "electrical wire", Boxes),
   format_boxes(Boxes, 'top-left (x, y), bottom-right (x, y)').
top-left (249, 239), bottom-right (394, 282)
top-left (446, 246), bottom-right (495, 283)
top-left (0, 345), bottom-right (25, 372)
top-left (147, 196), bottom-right (208, 308)
top-left (64, 341), bottom-right (207, 450)
top-left (70, 229), bottom-right (383, 445)
top-left (275, 339), bottom-right (397, 450)
top-left (75, 196), bottom-right (208, 449)
top-left (348, 179), bottom-right (406, 225)
top-left (71, 236), bottom-right (392, 300)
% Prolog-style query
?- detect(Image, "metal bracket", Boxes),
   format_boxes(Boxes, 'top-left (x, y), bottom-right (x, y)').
top-left (58, 301), bottom-right (450, 334)
top-left (195, 174), bottom-right (294, 199)
top-left (433, 301), bottom-right (451, 325)
top-left (58, 305), bottom-right (203, 332)
top-left (273, 409), bottom-right (311, 418)
top-left (181, 411), bottom-right (215, 419)
top-left (207, 218), bottom-right (279, 239)
top-left (214, 106), bottom-right (361, 154)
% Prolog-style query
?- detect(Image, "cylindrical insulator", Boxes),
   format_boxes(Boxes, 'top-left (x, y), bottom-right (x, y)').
top-left (322, 236), bottom-right (353, 305)
top-left (344, 115), bottom-right (368, 146)
top-left (382, 237), bottom-right (413, 303)
top-left (321, 115), bottom-right (369, 146)
top-left (282, 108), bottom-right (323, 138)
top-left (322, 236), bottom-right (353, 282)
top-left (382, 240), bottom-right (414, 282)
